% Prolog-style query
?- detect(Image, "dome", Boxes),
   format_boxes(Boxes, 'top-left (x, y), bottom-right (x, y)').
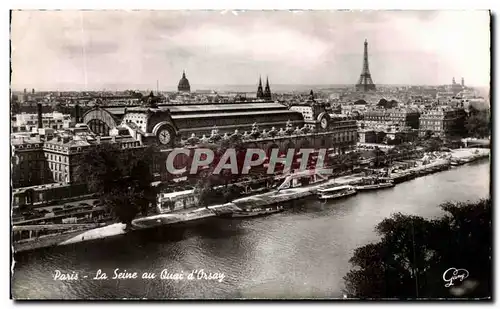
top-left (178, 71), bottom-right (191, 92)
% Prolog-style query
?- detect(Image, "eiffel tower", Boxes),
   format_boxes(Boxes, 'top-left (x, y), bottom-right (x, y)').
top-left (356, 39), bottom-right (376, 92)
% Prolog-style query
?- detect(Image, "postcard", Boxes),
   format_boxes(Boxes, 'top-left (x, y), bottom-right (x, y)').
top-left (10, 10), bottom-right (491, 300)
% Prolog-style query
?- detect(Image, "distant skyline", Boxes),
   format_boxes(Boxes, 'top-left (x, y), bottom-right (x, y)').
top-left (11, 10), bottom-right (490, 91)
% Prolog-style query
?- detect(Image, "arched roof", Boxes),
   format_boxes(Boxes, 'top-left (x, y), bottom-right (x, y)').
top-left (81, 107), bottom-right (118, 130)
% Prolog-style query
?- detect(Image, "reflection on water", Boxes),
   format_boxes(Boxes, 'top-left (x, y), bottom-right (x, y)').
top-left (12, 161), bottom-right (490, 299)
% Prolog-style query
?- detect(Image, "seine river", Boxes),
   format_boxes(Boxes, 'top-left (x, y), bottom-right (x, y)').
top-left (12, 160), bottom-right (490, 299)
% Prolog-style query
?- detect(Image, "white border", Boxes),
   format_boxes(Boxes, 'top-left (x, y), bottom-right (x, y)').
top-left (3, 0), bottom-right (500, 10)
top-left (2, 1), bottom-right (498, 308)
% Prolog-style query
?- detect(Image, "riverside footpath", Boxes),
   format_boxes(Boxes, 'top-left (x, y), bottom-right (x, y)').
top-left (14, 148), bottom-right (489, 252)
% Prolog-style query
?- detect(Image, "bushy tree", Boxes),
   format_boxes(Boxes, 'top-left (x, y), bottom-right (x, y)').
top-left (377, 99), bottom-right (398, 109)
top-left (417, 136), bottom-right (443, 152)
top-left (344, 198), bottom-right (492, 299)
top-left (373, 146), bottom-right (387, 167)
top-left (465, 109), bottom-right (490, 138)
top-left (76, 143), bottom-right (157, 228)
top-left (193, 139), bottom-right (245, 207)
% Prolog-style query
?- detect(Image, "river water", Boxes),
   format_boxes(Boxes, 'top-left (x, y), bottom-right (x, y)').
top-left (11, 161), bottom-right (490, 299)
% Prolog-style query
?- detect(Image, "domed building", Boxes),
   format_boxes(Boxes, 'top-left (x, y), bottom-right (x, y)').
top-left (177, 70), bottom-right (191, 93)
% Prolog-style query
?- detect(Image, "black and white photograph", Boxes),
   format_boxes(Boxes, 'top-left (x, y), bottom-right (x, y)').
top-left (9, 9), bottom-right (491, 300)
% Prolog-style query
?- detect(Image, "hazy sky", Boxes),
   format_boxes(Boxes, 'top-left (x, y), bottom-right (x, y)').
top-left (11, 10), bottom-right (490, 91)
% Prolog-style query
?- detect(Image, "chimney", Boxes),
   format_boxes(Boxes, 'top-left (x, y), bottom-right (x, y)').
top-left (75, 104), bottom-right (81, 123)
top-left (37, 103), bottom-right (43, 129)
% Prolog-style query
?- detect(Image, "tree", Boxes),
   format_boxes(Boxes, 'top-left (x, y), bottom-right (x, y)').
top-left (389, 99), bottom-right (398, 107)
top-left (465, 109), bottom-right (490, 138)
top-left (76, 143), bottom-right (157, 228)
top-left (416, 135), bottom-right (443, 152)
top-left (193, 137), bottom-right (245, 207)
top-left (423, 130), bottom-right (434, 140)
top-left (377, 98), bottom-right (398, 109)
top-left (344, 198), bottom-right (492, 299)
top-left (467, 105), bottom-right (480, 117)
top-left (373, 146), bottom-right (387, 168)
top-left (425, 137), bottom-right (444, 152)
top-left (387, 143), bottom-right (416, 163)
top-left (377, 98), bottom-right (388, 107)
top-left (54, 102), bottom-right (64, 113)
top-left (339, 151), bottom-right (361, 172)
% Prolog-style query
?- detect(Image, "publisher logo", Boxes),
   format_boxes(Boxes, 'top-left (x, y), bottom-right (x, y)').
top-left (443, 268), bottom-right (469, 287)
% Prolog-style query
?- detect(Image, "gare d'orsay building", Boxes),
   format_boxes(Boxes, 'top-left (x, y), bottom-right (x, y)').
top-left (81, 73), bottom-right (358, 182)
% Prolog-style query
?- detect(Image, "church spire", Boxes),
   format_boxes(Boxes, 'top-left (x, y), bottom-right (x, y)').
top-left (257, 75), bottom-right (264, 99)
top-left (264, 76), bottom-right (271, 100)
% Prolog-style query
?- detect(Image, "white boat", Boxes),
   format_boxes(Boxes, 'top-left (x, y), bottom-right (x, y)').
top-left (354, 178), bottom-right (395, 191)
top-left (317, 185), bottom-right (357, 200)
top-left (355, 182), bottom-right (394, 191)
top-left (220, 205), bottom-right (285, 218)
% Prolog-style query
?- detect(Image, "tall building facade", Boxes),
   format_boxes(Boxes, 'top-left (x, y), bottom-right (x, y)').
top-left (419, 107), bottom-right (467, 137)
top-left (364, 108), bottom-right (420, 129)
top-left (11, 137), bottom-right (46, 188)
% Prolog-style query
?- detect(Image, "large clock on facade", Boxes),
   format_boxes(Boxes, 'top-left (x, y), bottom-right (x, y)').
top-left (158, 128), bottom-right (172, 145)
top-left (320, 117), bottom-right (328, 129)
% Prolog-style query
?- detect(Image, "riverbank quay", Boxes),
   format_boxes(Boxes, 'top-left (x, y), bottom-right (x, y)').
top-left (13, 148), bottom-right (489, 253)
top-left (13, 223), bottom-right (107, 253)
top-left (13, 174), bottom-right (364, 252)
top-left (384, 148), bottom-right (488, 183)
top-left (450, 148), bottom-right (490, 164)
